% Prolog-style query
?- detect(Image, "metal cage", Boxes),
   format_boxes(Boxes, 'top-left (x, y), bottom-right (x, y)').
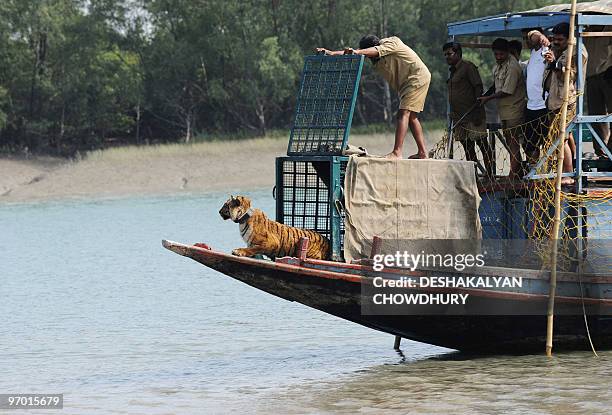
top-left (287, 55), bottom-right (363, 156)
top-left (275, 156), bottom-right (348, 261)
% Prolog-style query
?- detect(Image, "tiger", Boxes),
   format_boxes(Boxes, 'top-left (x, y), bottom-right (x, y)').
top-left (219, 195), bottom-right (331, 260)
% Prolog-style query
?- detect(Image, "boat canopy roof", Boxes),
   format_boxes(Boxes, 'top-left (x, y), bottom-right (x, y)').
top-left (448, 0), bottom-right (612, 37)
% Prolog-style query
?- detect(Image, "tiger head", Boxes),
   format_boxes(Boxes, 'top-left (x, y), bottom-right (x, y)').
top-left (219, 195), bottom-right (252, 222)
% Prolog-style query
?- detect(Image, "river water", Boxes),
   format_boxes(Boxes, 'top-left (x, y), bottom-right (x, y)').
top-left (1, 191), bottom-right (610, 414)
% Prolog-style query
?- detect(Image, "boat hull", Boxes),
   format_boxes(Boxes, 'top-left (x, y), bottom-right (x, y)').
top-left (163, 240), bottom-right (612, 352)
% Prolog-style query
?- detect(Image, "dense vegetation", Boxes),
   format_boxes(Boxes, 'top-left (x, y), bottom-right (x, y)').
top-left (0, 0), bottom-right (555, 155)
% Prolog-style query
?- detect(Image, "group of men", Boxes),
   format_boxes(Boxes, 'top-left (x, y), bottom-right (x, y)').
top-left (317, 22), bottom-right (611, 182)
top-left (446, 22), bottom-right (588, 183)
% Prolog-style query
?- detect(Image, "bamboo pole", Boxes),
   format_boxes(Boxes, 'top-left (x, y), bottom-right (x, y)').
top-left (546, 0), bottom-right (578, 357)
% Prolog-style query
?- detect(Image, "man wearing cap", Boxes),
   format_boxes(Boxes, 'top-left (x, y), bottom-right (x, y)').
top-left (317, 35), bottom-right (431, 159)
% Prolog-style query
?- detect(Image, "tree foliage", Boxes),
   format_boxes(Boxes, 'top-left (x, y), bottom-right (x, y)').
top-left (0, 0), bottom-right (556, 154)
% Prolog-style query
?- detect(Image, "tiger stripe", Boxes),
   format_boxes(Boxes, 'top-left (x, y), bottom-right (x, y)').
top-left (222, 195), bottom-right (331, 260)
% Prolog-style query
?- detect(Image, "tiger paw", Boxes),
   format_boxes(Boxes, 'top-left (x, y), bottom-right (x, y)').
top-left (232, 248), bottom-right (249, 257)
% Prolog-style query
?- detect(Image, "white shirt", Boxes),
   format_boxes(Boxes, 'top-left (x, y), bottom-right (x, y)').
top-left (526, 48), bottom-right (547, 110)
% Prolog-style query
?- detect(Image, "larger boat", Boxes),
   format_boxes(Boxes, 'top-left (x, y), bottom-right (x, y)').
top-left (164, 2), bottom-right (612, 353)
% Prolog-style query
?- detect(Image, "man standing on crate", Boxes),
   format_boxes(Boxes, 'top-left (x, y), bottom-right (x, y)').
top-left (316, 35), bottom-right (431, 159)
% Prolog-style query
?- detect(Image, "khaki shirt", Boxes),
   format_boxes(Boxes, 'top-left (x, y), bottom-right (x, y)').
top-left (543, 46), bottom-right (589, 111)
top-left (584, 26), bottom-right (611, 77)
top-left (493, 55), bottom-right (527, 121)
top-left (447, 59), bottom-right (486, 125)
top-left (373, 36), bottom-right (431, 99)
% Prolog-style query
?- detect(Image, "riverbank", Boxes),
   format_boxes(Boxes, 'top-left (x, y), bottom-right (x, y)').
top-left (0, 130), bottom-right (444, 203)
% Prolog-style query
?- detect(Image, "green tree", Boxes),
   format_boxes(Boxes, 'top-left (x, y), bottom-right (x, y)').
top-left (0, 0), bottom-right (565, 154)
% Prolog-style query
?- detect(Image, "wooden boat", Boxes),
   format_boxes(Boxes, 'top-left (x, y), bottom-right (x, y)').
top-left (162, 4), bottom-right (612, 354)
top-left (162, 240), bottom-right (612, 352)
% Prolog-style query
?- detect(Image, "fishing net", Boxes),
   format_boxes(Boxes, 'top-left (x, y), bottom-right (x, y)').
top-left (430, 99), bottom-right (612, 272)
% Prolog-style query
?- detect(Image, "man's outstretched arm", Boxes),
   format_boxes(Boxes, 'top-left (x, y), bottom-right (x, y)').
top-left (345, 47), bottom-right (380, 58)
top-left (315, 47), bottom-right (380, 58)
top-left (315, 48), bottom-right (344, 56)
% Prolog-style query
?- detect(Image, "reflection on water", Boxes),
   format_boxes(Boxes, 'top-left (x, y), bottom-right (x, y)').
top-left (0, 192), bottom-right (609, 414)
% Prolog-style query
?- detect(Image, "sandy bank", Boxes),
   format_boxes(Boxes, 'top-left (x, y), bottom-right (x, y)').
top-left (0, 131), bottom-right (443, 203)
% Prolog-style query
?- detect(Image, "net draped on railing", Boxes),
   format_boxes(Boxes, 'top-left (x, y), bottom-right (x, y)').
top-left (431, 100), bottom-right (611, 271)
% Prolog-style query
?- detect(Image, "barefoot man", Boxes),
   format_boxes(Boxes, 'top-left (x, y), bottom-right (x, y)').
top-left (317, 35), bottom-right (431, 159)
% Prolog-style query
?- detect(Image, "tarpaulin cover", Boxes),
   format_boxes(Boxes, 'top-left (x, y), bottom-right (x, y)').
top-left (343, 156), bottom-right (482, 261)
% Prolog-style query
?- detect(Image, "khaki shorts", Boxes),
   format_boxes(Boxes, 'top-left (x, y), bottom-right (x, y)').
top-left (399, 77), bottom-right (431, 113)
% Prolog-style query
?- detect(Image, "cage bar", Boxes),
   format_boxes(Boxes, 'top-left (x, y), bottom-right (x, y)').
top-left (287, 55), bottom-right (364, 156)
top-left (276, 156), bottom-right (348, 261)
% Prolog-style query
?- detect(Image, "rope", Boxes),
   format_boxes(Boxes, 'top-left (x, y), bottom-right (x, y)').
top-left (577, 261), bottom-right (599, 357)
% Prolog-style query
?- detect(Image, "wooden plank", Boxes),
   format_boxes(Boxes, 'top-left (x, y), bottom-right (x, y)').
top-left (581, 31), bottom-right (612, 38)
top-left (586, 178), bottom-right (612, 188)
